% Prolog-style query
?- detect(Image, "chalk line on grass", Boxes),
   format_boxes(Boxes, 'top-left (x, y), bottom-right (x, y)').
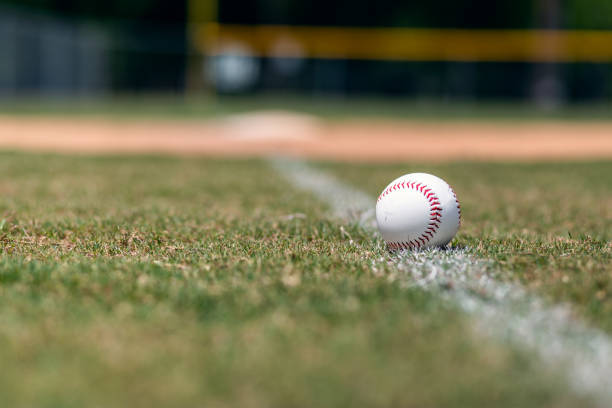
top-left (270, 156), bottom-right (612, 406)
top-left (270, 158), bottom-right (376, 228)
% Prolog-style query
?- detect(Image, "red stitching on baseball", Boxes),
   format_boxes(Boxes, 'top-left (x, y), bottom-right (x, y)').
top-left (450, 187), bottom-right (461, 227)
top-left (379, 179), bottom-right (446, 251)
top-left (378, 179), bottom-right (463, 251)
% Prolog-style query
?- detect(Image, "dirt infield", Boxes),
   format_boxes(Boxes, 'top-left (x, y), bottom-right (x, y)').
top-left (1, 112), bottom-right (611, 161)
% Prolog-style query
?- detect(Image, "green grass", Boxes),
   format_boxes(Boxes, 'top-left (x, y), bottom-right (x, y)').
top-left (0, 152), bottom-right (594, 407)
top-left (322, 160), bottom-right (612, 331)
top-left (2, 94), bottom-right (612, 121)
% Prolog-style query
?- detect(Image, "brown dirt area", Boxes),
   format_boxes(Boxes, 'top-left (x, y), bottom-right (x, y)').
top-left (0, 112), bottom-right (611, 162)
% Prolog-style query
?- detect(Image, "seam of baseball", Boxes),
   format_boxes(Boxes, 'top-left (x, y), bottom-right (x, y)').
top-left (450, 187), bottom-right (461, 227)
top-left (378, 181), bottom-right (442, 250)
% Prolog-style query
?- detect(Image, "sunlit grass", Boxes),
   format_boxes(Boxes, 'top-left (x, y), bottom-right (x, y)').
top-left (2, 95), bottom-right (612, 121)
top-left (0, 152), bottom-right (591, 407)
top-left (324, 160), bottom-right (612, 331)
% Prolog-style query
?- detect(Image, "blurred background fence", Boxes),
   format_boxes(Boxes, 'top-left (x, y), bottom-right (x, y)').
top-left (1, 0), bottom-right (612, 105)
top-left (0, 6), bottom-right (109, 96)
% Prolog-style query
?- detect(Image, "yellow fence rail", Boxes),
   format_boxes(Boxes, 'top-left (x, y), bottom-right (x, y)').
top-left (192, 23), bottom-right (612, 62)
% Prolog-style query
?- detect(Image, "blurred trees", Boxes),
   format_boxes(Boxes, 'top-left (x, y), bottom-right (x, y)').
top-left (5, 0), bottom-right (611, 30)
top-left (566, 0), bottom-right (612, 29)
top-left (220, 0), bottom-right (535, 28)
top-left (1, 0), bottom-right (611, 99)
top-left (0, 0), bottom-right (185, 22)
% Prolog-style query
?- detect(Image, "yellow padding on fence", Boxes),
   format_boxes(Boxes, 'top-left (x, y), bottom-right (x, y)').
top-left (193, 23), bottom-right (612, 62)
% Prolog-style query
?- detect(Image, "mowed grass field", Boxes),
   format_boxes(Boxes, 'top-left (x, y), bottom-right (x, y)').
top-left (3, 95), bottom-right (612, 121)
top-left (322, 161), bottom-right (612, 330)
top-left (0, 151), bottom-right (610, 407)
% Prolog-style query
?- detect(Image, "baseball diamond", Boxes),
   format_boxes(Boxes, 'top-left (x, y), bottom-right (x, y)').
top-left (0, 0), bottom-right (612, 406)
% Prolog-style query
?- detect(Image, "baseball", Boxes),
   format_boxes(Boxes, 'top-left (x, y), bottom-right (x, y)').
top-left (376, 173), bottom-right (461, 251)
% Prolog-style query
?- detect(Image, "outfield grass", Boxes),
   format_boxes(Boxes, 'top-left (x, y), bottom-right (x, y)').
top-left (323, 160), bottom-right (612, 331)
top-left (0, 152), bottom-right (595, 407)
top-left (2, 95), bottom-right (612, 121)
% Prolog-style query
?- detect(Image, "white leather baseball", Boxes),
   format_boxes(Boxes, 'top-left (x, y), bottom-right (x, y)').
top-left (376, 173), bottom-right (461, 250)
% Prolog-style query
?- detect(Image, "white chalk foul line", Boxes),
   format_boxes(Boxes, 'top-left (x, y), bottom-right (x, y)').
top-left (270, 156), bottom-right (612, 406)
